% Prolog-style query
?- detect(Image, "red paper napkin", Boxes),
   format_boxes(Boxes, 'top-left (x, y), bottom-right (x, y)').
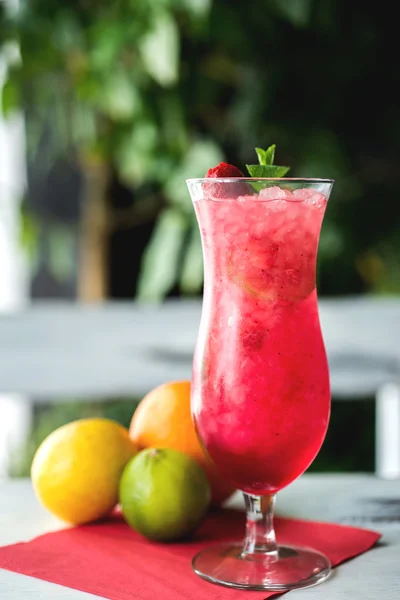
top-left (0, 509), bottom-right (380, 600)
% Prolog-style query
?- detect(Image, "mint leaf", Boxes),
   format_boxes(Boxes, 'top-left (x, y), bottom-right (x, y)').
top-left (264, 144), bottom-right (276, 165)
top-left (255, 145), bottom-right (275, 165)
top-left (247, 144), bottom-right (290, 180)
top-left (255, 147), bottom-right (267, 165)
top-left (246, 164), bottom-right (290, 178)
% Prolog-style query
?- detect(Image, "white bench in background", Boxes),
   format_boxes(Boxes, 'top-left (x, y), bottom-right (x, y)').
top-left (0, 298), bottom-right (399, 477)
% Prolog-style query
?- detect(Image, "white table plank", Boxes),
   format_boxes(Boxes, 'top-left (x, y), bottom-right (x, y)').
top-left (0, 571), bottom-right (101, 600)
top-left (1, 475), bottom-right (399, 599)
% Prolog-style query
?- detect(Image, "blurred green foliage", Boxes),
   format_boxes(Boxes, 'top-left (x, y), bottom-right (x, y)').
top-left (310, 399), bottom-right (375, 473)
top-left (1, 0), bottom-right (399, 298)
top-left (1, 2), bottom-right (392, 478)
top-left (11, 396), bottom-right (374, 477)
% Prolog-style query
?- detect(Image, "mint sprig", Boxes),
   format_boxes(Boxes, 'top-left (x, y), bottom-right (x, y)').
top-left (255, 145), bottom-right (275, 165)
top-left (246, 144), bottom-right (290, 178)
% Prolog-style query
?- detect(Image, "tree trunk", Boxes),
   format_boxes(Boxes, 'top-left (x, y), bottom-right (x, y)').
top-left (77, 159), bottom-right (110, 302)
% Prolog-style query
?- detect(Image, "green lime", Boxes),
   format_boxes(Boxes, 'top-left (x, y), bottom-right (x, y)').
top-left (119, 448), bottom-right (211, 541)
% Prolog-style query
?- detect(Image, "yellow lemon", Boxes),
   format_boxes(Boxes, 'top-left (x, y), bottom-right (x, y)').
top-left (31, 418), bottom-right (137, 524)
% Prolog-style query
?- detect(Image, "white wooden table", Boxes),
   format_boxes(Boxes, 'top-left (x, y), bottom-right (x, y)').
top-left (1, 298), bottom-right (400, 476)
top-left (0, 475), bottom-right (399, 599)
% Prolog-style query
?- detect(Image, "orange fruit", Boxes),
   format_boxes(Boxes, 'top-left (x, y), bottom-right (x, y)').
top-left (129, 381), bottom-right (235, 506)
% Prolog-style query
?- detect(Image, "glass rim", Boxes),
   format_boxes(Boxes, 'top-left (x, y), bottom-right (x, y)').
top-left (186, 177), bottom-right (335, 184)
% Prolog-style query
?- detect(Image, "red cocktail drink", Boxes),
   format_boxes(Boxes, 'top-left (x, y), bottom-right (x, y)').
top-left (187, 177), bottom-right (334, 592)
top-left (192, 185), bottom-right (330, 494)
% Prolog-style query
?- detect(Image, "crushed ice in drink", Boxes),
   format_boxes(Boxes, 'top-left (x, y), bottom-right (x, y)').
top-left (259, 186), bottom-right (289, 200)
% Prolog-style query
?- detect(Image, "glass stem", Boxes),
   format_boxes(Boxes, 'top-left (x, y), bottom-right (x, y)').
top-left (242, 493), bottom-right (278, 559)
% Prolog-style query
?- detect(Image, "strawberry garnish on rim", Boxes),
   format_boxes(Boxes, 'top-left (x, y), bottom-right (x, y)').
top-left (204, 162), bottom-right (250, 198)
top-left (206, 162), bottom-right (245, 178)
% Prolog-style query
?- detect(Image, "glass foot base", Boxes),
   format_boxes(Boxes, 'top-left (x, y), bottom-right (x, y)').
top-left (192, 543), bottom-right (331, 591)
